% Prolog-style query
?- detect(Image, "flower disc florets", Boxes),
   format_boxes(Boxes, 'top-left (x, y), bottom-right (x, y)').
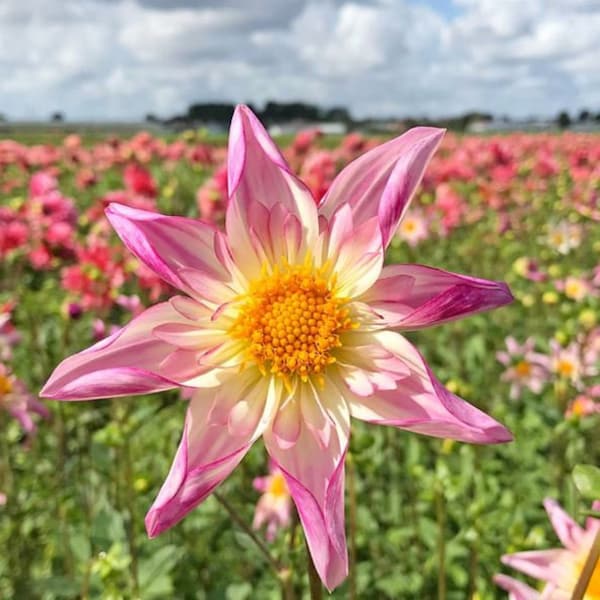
top-left (231, 259), bottom-right (355, 382)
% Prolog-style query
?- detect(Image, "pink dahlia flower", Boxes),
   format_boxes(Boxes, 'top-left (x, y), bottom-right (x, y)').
top-left (494, 499), bottom-right (600, 599)
top-left (1, 363), bottom-right (49, 437)
top-left (395, 208), bottom-right (430, 247)
top-left (549, 340), bottom-right (596, 389)
top-left (252, 464), bottom-right (292, 541)
top-left (41, 105), bottom-right (513, 590)
top-left (496, 337), bottom-right (550, 400)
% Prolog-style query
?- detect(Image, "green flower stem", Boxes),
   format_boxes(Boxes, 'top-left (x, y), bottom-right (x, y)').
top-left (121, 411), bottom-right (140, 598)
top-left (214, 490), bottom-right (280, 571)
top-left (305, 538), bottom-right (323, 600)
top-left (436, 484), bottom-right (447, 600)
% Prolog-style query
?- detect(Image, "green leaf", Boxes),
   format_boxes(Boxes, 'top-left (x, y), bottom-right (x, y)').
top-left (225, 582), bottom-right (253, 600)
top-left (573, 464), bottom-right (600, 501)
top-left (139, 544), bottom-right (183, 594)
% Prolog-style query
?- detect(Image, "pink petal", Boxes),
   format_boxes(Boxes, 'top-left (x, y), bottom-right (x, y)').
top-left (346, 332), bottom-right (512, 444)
top-left (319, 127), bottom-right (445, 247)
top-left (40, 300), bottom-right (212, 400)
top-left (323, 207), bottom-right (384, 298)
top-left (146, 373), bottom-right (276, 537)
top-left (493, 574), bottom-right (540, 600)
top-left (105, 203), bottom-right (229, 293)
top-left (226, 105), bottom-right (318, 275)
top-left (501, 550), bottom-right (568, 588)
top-left (543, 498), bottom-right (585, 552)
top-left (272, 395), bottom-right (302, 450)
top-left (7, 405), bottom-right (35, 433)
top-left (264, 379), bottom-right (349, 591)
top-left (361, 264), bottom-right (513, 330)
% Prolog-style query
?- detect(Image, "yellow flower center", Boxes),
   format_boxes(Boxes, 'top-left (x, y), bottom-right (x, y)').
top-left (267, 472), bottom-right (289, 498)
top-left (515, 360), bottom-right (532, 377)
top-left (231, 261), bottom-right (354, 382)
top-left (402, 219), bottom-right (417, 233)
top-left (0, 374), bottom-right (13, 395)
top-left (557, 359), bottom-right (576, 378)
top-left (565, 280), bottom-right (585, 299)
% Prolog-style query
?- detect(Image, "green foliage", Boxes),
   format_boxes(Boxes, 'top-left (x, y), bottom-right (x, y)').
top-left (0, 131), bottom-right (599, 599)
top-left (573, 465), bottom-right (600, 502)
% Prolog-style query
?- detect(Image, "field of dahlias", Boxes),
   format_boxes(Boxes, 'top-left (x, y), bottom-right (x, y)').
top-left (1, 122), bottom-right (599, 599)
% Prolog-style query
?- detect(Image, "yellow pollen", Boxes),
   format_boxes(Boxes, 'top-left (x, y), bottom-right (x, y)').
top-left (268, 473), bottom-right (289, 498)
top-left (231, 261), bottom-right (354, 380)
top-left (515, 360), bottom-right (532, 377)
top-left (0, 374), bottom-right (12, 395)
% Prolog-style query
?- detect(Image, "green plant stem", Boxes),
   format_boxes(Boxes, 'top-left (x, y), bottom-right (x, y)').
top-left (436, 486), bottom-right (447, 600)
top-left (572, 528), bottom-right (600, 600)
top-left (213, 491), bottom-right (282, 575)
top-left (305, 539), bottom-right (323, 600)
top-left (122, 429), bottom-right (140, 597)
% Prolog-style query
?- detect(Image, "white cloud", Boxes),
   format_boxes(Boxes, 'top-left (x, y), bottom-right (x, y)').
top-left (0, 0), bottom-right (598, 120)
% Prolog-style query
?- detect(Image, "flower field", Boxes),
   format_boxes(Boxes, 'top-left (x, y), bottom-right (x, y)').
top-left (1, 121), bottom-right (599, 599)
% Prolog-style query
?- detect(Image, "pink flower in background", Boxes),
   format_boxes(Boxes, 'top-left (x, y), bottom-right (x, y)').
top-left (123, 163), bottom-right (157, 198)
top-left (583, 328), bottom-right (600, 365)
top-left (253, 464), bottom-right (292, 541)
top-left (91, 319), bottom-right (121, 342)
top-left (299, 150), bottom-right (336, 202)
top-left (395, 209), bottom-right (430, 247)
top-left (291, 128), bottom-right (322, 156)
top-left (41, 105), bottom-right (513, 590)
top-left (555, 276), bottom-right (592, 302)
top-left (434, 183), bottom-right (465, 235)
top-left (494, 499), bottom-right (600, 599)
top-left (29, 171), bottom-right (58, 197)
top-left (0, 304), bottom-right (21, 361)
top-left (549, 340), bottom-right (596, 388)
top-left (497, 337), bottom-right (550, 400)
top-left (546, 222), bottom-right (583, 255)
top-left (196, 165), bottom-right (228, 223)
top-left (565, 392), bottom-right (600, 418)
top-left (0, 363), bottom-right (49, 437)
top-left (61, 240), bottom-right (126, 310)
top-left (512, 257), bottom-right (547, 283)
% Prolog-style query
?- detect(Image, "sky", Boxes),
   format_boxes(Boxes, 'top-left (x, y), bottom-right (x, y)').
top-left (1, 0), bottom-right (599, 121)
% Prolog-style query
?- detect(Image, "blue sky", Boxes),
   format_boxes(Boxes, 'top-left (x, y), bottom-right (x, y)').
top-left (0, 0), bottom-right (599, 121)
top-left (416, 0), bottom-right (461, 19)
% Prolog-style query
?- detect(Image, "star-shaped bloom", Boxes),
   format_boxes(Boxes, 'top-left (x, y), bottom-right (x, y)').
top-left (495, 499), bottom-right (600, 599)
top-left (42, 105), bottom-right (513, 590)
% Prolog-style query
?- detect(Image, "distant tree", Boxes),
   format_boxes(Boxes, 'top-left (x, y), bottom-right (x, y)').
top-left (557, 111), bottom-right (571, 129)
top-left (186, 103), bottom-right (235, 123)
top-left (0, 113), bottom-right (5, 123)
top-left (322, 106), bottom-right (352, 123)
top-left (51, 111), bottom-right (64, 122)
top-left (261, 101), bottom-right (321, 123)
top-left (145, 113), bottom-right (159, 123)
top-left (578, 109), bottom-right (590, 122)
